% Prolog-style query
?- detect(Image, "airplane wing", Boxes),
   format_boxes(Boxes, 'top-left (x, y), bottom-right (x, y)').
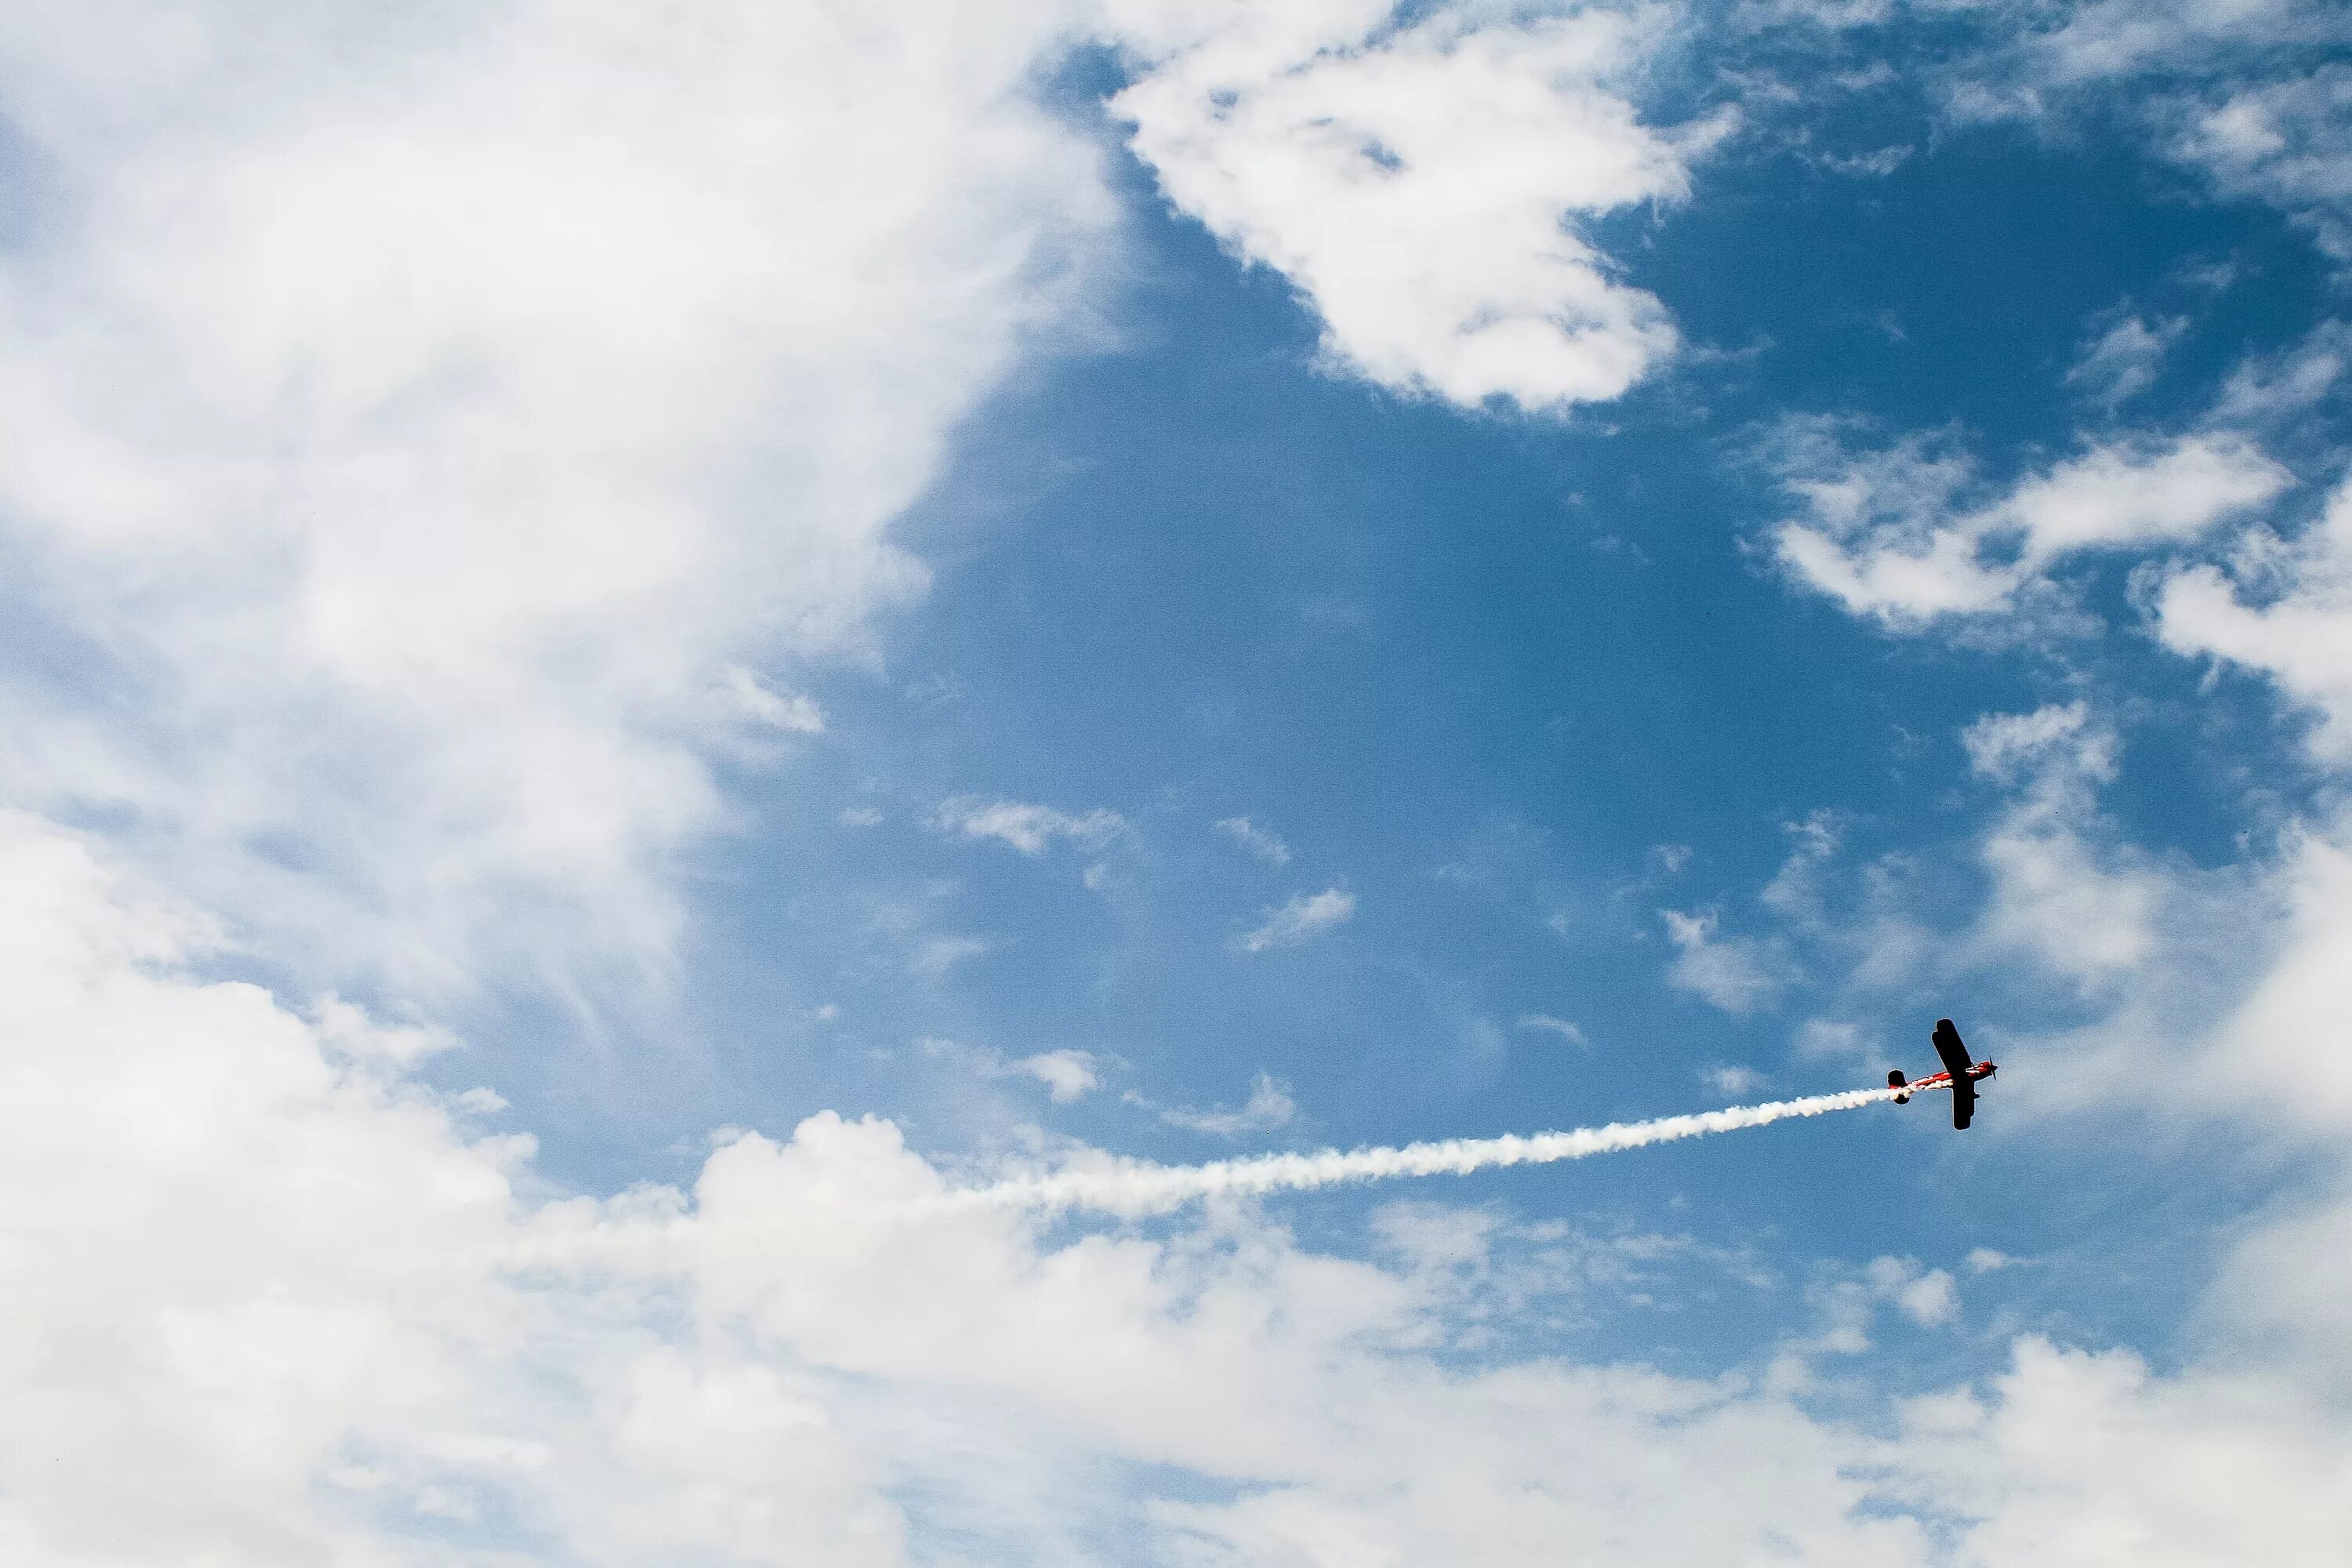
top-left (1951, 1073), bottom-right (1976, 1131)
top-left (1932, 1018), bottom-right (1972, 1080)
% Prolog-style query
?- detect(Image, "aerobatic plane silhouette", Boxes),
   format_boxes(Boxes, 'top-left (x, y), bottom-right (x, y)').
top-left (1886, 1018), bottom-right (1998, 1129)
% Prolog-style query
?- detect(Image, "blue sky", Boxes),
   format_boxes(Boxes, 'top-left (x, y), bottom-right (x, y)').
top-left (4, 2), bottom-right (2351, 1563)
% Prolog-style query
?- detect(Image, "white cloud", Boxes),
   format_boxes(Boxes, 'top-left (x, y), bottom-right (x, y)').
top-left (2157, 475), bottom-right (2352, 759)
top-left (929, 797), bottom-right (1127, 856)
top-left (7, 806), bottom-right (2352, 1563)
top-left (1760, 809), bottom-right (1842, 926)
top-left (716, 664), bottom-right (826, 734)
top-left (924, 1036), bottom-right (1103, 1103)
top-left (1962, 701), bottom-right (2114, 787)
top-left (1517, 1012), bottom-right (1590, 1047)
top-left (0, 0), bottom-right (1119, 989)
top-left (840, 806), bottom-right (885, 828)
top-left (1159, 1071), bottom-right (1298, 1136)
top-left (2185, 826), bottom-right (2352, 1131)
top-left (1014, 1049), bottom-right (1103, 1104)
top-left (1962, 704), bottom-right (2166, 985)
top-left (2067, 311), bottom-right (2187, 409)
top-left (1661, 908), bottom-right (1784, 1014)
top-left (1112, 2), bottom-right (1721, 412)
top-left (909, 935), bottom-right (992, 978)
top-left (1817, 143), bottom-right (1915, 176)
top-left (1937, 0), bottom-right (2352, 275)
top-left (1215, 813), bottom-right (1292, 866)
top-left (2209, 318), bottom-right (2352, 425)
top-left (1894, 1267), bottom-right (1959, 1329)
top-left (1770, 426), bottom-right (2292, 625)
top-left (1896, 1336), bottom-right (2352, 1566)
top-left (1240, 886), bottom-right (1356, 950)
top-left (11, 11), bottom-right (2352, 1563)
top-left (2173, 64), bottom-right (2352, 262)
top-left (1765, 423), bottom-right (2013, 620)
top-left (1733, 0), bottom-right (1893, 31)
top-left (1703, 1062), bottom-right (1767, 1095)
top-left (1800, 1256), bottom-right (1949, 1357)
top-left (2009, 0), bottom-right (2310, 93)
top-left (2000, 436), bottom-right (2289, 557)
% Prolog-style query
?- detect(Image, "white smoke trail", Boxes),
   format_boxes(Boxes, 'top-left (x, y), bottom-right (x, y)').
top-left (949, 1079), bottom-right (1943, 1218)
top-left (495, 1080), bottom-right (1951, 1278)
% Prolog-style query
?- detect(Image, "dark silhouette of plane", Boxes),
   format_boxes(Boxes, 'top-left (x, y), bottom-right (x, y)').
top-left (1886, 1018), bottom-right (1998, 1129)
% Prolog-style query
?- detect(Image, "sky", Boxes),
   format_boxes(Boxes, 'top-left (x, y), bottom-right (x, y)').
top-left (3, 2), bottom-right (2351, 1563)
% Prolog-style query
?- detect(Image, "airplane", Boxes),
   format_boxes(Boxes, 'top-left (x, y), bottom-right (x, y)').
top-left (1886, 1018), bottom-right (1998, 1129)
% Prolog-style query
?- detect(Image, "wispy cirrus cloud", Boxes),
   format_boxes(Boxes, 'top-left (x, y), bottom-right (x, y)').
top-left (714, 664), bottom-right (826, 734)
top-left (1215, 814), bottom-right (1292, 866)
top-left (1517, 1012), bottom-right (1590, 1047)
top-left (2174, 66), bottom-right (2352, 263)
top-left (922, 1036), bottom-right (1103, 1103)
top-left (909, 934), bottom-right (993, 979)
top-left (1156, 1071), bottom-right (1298, 1136)
top-left (930, 797), bottom-right (1127, 856)
top-left (1240, 887), bottom-right (1356, 951)
top-left (1661, 907), bottom-right (1786, 1014)
top-left (2067, 310), bottom-right (2188, 411)
top-left (1962, 705), bottom-right (2166, 987)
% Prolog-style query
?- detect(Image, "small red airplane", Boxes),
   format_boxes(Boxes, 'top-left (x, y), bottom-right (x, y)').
top-left (1886, 1018), bottom-right (1998, 1129)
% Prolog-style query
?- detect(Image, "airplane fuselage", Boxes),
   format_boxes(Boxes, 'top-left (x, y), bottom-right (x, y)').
top-left (1888, 1059), bottom-right (1995, 1103)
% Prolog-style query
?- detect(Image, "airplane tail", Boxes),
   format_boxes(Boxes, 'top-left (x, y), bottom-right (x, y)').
top-left (1886, 1069), bottom-right (1910, 1104)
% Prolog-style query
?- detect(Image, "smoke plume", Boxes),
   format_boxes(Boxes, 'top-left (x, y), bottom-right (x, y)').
top-left (951, 1080), bottom-right (1939, 1217)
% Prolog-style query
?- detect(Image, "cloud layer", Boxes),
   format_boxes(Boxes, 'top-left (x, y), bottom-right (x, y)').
top-left (8, 809), bottom-right (2351, 1563)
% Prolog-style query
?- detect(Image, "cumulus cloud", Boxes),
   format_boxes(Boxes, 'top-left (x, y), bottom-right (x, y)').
top-left (1889, 1263), bottom-right (1959, 1328)
top-left (1240, 886), bottom-right (1356, 950)
top-left (0, 814), bottom-right (1872, 1561)
top-left (13, 9), bottom-right (2352, 1563)
top-left (0, 0), bottom-right (1722, 998)
top-left (1015, 1049), bottom-right (1103, 1102)
top-left (1769, 423), bottom-right (2292, 625)
top-left (8, 807), bottom-right (2352, 1563)
top-left (1999, 437), bottom-right (2289, 556)
top-left (1897, 1336), bottom-right (2352, 1565)
top-left (0, 0), bottom-right (1120, 989)
top-left (1112, 2), bottom-right (1721, 411)
top-left (929, 797), bottom-right (1127, 856)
